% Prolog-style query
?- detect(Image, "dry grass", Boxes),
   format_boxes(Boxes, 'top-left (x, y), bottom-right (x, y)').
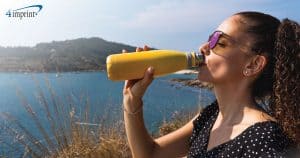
top-left (0, 80), bottom-right (202, 158)
top-left (158, 109), bottom-right (201, 137)
top-left (53, 122), bottom-right (131, 158)
top-left (1, 106), bottom-right (200, 158)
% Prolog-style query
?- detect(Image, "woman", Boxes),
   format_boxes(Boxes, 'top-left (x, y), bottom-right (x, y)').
top-left (123, 11), bottom-right (299, 157)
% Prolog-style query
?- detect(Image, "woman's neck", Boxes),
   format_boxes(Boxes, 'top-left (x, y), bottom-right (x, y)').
top-left (213, 82), bottom-right (258, 125)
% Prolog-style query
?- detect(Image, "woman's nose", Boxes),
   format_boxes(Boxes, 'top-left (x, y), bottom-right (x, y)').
top-left (199, 42), bottom-right (210, 56)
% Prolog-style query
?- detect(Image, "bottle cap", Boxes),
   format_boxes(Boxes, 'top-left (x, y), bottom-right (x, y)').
top-left (187, 52), bottom-right (204, 68)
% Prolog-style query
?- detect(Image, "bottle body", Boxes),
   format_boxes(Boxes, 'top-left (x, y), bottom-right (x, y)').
top-left (106, 50), bottom-right (204, 81)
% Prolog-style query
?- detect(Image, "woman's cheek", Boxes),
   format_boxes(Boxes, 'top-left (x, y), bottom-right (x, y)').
top-left (207, 60), bottom-right (223, 76)
top-left (208, 60), bottom-right (234, 82)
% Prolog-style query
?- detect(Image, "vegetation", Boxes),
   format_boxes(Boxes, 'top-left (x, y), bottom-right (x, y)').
top-left (0, 38), bottom-right (138, 72)
top-left (170, 78), bottom-right (214, 90)
top-left (0, 37), bottom-right (202, 157)
top-left (0, 82), bottom-right (201, 158)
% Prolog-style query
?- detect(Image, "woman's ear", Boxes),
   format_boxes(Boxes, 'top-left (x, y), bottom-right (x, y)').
top-left (243, 55), bottom-right (267, 77)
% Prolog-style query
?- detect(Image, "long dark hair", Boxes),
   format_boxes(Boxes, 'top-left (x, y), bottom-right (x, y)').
top-left (235, 11), bottom-right (299, 146)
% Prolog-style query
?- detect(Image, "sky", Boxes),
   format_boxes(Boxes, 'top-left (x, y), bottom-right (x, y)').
top-left (0, 0), bottom-right (299, 51)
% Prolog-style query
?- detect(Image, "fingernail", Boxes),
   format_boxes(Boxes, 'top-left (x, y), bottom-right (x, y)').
top-left (148, 67), bottom-right (154, 73)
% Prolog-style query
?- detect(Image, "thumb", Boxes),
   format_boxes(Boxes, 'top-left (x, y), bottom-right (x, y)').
top-left (140, 67), bottom-right (154, 87)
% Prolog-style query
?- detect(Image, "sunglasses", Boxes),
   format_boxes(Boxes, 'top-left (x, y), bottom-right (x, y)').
top-left (208, 31), bottom-right (224, 50)
top-left (207, 31), bottom-right (254, 55)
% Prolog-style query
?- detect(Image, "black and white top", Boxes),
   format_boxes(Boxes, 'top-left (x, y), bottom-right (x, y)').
top-left (188, 101), bottom-right (293, 158)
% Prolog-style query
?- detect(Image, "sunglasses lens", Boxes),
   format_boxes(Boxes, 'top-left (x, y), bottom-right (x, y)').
top-left (209, 31), bottom-right (221, 49)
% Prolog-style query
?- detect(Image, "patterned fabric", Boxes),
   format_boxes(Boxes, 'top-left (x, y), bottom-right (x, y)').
top-left (187, 101), bottom-right (293, 158)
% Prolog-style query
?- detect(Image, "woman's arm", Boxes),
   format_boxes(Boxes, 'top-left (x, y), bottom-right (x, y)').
top-left (122, 47), bottom-right (198, 157)
top-left (123, 94), bottom-right (198, 158)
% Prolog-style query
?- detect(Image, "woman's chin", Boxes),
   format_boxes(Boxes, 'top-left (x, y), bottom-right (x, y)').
top-left (197, 74), bottom-right (211, 82)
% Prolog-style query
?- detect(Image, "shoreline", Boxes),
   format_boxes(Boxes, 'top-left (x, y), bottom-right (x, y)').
top-left (0, 69), bottom-right (194, 74)
top-left (0, 69), bottom-right (105, 74)
top-left (169, 78), bottom-right (213, 90)
top-left (173, 69), bottom-right (198, 74)
top-left (0, 69), bottom-right (213, 90)
top-left (171, 69), bottom-right (213, 90)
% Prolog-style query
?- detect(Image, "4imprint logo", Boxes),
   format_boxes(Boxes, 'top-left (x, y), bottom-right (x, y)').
top-left (6, 5), bottom-right (43, 20)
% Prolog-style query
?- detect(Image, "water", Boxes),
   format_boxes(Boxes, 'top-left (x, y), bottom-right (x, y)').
top-left (0, 71), bottom-right (215, 155)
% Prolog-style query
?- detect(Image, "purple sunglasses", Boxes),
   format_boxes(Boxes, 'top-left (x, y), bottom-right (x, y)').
top-left (208, 31), bottom-right (223, 49)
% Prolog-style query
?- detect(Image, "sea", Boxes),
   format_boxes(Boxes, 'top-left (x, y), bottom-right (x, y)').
top-left (0, 71), bottom-right (215, 156)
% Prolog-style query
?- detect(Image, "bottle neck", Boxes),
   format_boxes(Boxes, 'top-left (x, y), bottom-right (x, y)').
top-left (186, 52), bottom-right (204, 68)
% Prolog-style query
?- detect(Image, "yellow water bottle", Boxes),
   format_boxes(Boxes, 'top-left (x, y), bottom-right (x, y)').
top-left (106, 50), bottom-right (204, 81)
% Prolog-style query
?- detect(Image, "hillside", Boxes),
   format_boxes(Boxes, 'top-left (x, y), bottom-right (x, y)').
top-left (0, 38), bottom-right (138, 72)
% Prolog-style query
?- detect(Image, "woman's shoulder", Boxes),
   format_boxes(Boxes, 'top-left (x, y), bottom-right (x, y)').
top-left (192, 101), bottom-right (219, 129)
top-left (194, 101), bottom-right (218, 122)
top-left (246, 121), bottom-right (288, 140)
top-left (241, 121), bottom-right (295, 157)
top-left (200, 100), bottom-right (219, 117)
top-left (245, 121), bottom-right (291, 145)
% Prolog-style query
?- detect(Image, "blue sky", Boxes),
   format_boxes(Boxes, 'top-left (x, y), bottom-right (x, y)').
top-left (0, 0), bottom-right (299, 51)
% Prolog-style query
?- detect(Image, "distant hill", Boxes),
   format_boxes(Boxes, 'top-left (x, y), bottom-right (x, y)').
top-left (0, 37), bottom-right (140, 72)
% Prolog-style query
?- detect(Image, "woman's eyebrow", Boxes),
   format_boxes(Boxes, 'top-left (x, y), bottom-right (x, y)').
top-left (218, 35), bottom-right (235, 45)
top-left (220, 33), bottom-right (237, 43)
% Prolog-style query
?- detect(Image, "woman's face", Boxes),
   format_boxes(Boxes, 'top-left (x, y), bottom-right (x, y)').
top-left (198, 15), bottom-right (254, 85)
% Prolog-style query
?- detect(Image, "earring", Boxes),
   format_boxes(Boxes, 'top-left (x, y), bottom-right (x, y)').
top-left (244, 70), bottom-right (249, 76)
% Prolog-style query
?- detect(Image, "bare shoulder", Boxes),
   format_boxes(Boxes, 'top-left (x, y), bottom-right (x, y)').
top-left (260, 111), bottom-right (277, 122)
top-left (247, 109), bottom-right (277, 123)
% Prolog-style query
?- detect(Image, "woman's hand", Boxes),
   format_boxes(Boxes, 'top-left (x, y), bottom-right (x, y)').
top-left (122, 45), bottom-right (194, 158)
top-left (122, 45), bottom-right (155, 112)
